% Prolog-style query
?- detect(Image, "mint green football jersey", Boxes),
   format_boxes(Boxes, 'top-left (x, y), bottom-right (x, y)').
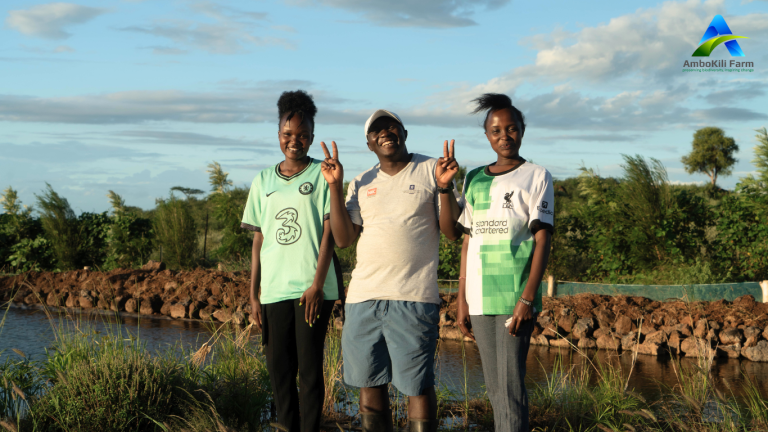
top-left (458, 162), bottom-right (554, 315)
top-left (241, 159), bottom-right (339, 304)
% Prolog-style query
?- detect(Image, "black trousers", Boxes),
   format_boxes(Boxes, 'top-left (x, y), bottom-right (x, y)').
top-left (263, 299), bottom-right (335, 432)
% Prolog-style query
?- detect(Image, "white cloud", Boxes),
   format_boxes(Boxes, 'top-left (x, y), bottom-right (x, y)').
top-left (5, 3), bottom-right (108, 39)
top-left (121, 2), bottom-right (292, 54)
top-left (286, 0), bottom-right (509, 28)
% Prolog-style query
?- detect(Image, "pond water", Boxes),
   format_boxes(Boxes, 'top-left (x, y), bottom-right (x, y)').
top-left (2, 306), bottom-right (767, 402)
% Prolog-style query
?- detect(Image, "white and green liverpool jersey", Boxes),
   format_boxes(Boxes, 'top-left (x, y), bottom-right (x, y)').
top-left (458, 161), bottom-right (554, 315)
top-left (241, 158), bottom-right (340, 304)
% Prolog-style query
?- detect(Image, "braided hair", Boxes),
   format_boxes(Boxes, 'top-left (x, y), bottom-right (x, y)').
top-left (277, 90), bottom-right (317, 128)
top-left (471, 93), bottom-right (526, 136)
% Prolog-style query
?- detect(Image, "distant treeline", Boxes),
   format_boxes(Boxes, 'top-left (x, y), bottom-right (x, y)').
top-left (2, 127), bottom-right (767, 284)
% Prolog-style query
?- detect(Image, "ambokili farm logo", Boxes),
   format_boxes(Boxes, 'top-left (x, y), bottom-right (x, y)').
top-left (683, 15), bottom-right (753, 73)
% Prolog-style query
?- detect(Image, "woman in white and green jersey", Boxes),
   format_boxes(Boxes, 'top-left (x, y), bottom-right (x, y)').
top-left (240, 90), bottom-right (343, 432)
top-left (456, 93), bottom-right (554, 432)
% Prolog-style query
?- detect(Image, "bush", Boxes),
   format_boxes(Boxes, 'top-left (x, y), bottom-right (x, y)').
top-left (77, 212), bottom-right (112, 268)
top-left (104, 213), bottom-right (154, 270)
top-left (210, 187), bottom-right (251, 262)
top-left (153, 196), bottom-right (198, 269)
top-left (7, 236), bottom-right (55, 272)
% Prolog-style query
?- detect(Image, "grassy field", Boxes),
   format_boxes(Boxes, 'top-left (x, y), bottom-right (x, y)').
top-left (0, 304), bottom-right (766, 431)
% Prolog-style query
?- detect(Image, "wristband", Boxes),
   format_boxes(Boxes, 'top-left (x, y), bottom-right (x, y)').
top-left (436, 184), bottom-right (454, 194)
top-left (518, 297), bottom-right (533, 307)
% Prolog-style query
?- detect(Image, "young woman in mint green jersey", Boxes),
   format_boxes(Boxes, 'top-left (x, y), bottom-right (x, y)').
top-left (240, 90), bottom-right (343, 432)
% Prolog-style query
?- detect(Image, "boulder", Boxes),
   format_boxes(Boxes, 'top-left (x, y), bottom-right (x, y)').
top-left (594, 309), bottom-right (615, 328)
top-left (160, 301), bottom-right (172, 316)
top-left (719, 328), bottom-right (743, 345)
top-left (23, 294), bottom-right (38, 305)
top-left (139, 301), bottom-right (155, 315)
top-left (743, 326), bottom-right (761, 340)
top-left (213, 308), bottom-right (232, 322)
top-left (110, 296), bottom-right (127, 312)
top-left (744, 336), bottom-right (759, 348)
top-left (681, 337), bottom-right (715, 358)
top-left (170, 303), bottom-right (187, 319)
top-left (79, 296), bottom-right (94, 309)
top-left (46, 291), bottom-right (65, 307)
top-left (164, 281), bottom-right (178, 292)
top-left (763, 325), bottom-right (768, 341)
top-left (667, 331), bottom-right (683, 355)
top-left (645, 330), bottom-right (667, 345)
top-left (549, 337), bottom-right (575, 349)
top-left (635, 342), bottom-right (662, 356)
top-left (558, 315), bottom-right (576, 334)
top-left (232, 311), bottom-right (245, 326)
top-left (693, 319), bottom-right (708, 338)
top-left (593, 327), bottom-right (610, 339)
top-left (741, 341), bottom-right (768, 362)
top-left (719, 344), bottom-right (742, 359)
top-left (97, 298), bottom-right (110, 310)
top-left (572, 318), bottom-right (595, 340)
top-left (674, 323), bottom-right (693, 337)
top-left (199, 305), bottom-right (216, 321)
top-left (596, 334), bottom-right (621, 351)
top-left (142, 260), bottom-right (166, 271)
top-left (531, 334), bottom-right (550, 346)
top-left (621, 333), bottom-right (638, 351)
top-left (614, 315), bottom-right (633, 335)
top-left (578, 338), bottom-right (597, 349)
top-left (65, 294), bottom-right (78, 308)
top-left (125, 298), bottom-right (139, 313)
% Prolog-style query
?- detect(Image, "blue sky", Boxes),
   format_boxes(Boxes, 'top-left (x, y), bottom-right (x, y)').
top-left (2, 0), bottom-right (767, 213)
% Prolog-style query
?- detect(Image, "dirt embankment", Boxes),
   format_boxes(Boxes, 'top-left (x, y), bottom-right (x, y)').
top-left (3, 265), bottom-right (768, 362)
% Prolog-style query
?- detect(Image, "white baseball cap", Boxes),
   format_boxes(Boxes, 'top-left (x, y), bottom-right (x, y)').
top-left (364, 109), bottom-right (403, 138)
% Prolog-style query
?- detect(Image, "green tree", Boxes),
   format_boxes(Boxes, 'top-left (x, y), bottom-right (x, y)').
top-left (154, 196), bottom-right (198, 269)
top-left (753, 127), bottom-right (768, 185)
top-left (35, 184), bottom-right (83, 270)
top-left (681, 127), bottom-right (739, 186)
top-left (207, 162), bottom-right (233, 194)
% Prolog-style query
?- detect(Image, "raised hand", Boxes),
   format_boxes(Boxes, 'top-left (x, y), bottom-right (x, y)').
top-left (435, 139), bottom-right (459, 188)
top-left (320, 141), bottom-right (344, 187)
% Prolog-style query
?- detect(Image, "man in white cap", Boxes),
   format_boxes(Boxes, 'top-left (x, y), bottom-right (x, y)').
top-left (320, 109), bottom-right (462, 432)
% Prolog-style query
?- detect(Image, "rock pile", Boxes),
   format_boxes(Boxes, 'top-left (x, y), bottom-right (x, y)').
top-left (438, 292), bottom-right (768, 362)
top-left (3, 268), bottom-right (768, 362)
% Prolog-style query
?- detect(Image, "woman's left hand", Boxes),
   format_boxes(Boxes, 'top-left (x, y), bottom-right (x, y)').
top-left (300, 285), bottom-right (324, 327)
top-left (507, 299), bottom-right (535, 336)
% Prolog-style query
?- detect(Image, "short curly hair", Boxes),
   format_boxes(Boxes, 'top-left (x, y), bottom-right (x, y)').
top-left (471, 93), bottom-right (526, 136)
top-left (277, 90), bottom-right (317, 128)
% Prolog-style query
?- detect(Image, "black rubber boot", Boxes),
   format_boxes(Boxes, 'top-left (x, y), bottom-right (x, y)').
top-left (360, 410), bottom-right (393, 432)
top-left (408, 418), bottom-right (433, 432)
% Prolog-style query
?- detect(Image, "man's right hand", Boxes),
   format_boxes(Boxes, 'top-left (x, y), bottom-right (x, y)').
top-left (320, 141), bottom-right (344, 188)
top-left (457, 298), bottom-right (475, 341)
top-left (250, 298), bottom-right (263, 331)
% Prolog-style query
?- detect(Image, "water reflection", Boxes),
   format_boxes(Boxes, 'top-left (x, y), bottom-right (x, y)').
top-left (2, 307), bottom-right (767, 401)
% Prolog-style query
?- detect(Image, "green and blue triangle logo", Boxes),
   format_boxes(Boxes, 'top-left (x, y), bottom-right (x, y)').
top-left (692, 15), bottom-right (747, 57)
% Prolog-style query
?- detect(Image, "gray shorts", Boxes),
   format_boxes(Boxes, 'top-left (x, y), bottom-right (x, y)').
top-left (341, 300), bottom-right (440, 397)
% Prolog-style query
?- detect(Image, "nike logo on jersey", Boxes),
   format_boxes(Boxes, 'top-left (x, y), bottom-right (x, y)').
top-left (266, 191), bottom-right (276, 197)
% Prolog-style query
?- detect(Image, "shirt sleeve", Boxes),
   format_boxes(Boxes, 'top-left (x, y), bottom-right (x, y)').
top-left (344, 179), bottom-right (363, 226)
top-left (457, 172), bottom-right (473, 235)
top-left (527, 169), bottom-right (555, 235)
top-left (241, 176), bottom-right (262, 232)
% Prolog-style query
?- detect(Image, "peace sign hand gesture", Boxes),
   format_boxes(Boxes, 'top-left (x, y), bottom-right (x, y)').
top-left (320, 141), bottom-right (344, 188)
top-left (435, 139), bottom-right (459, 188)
